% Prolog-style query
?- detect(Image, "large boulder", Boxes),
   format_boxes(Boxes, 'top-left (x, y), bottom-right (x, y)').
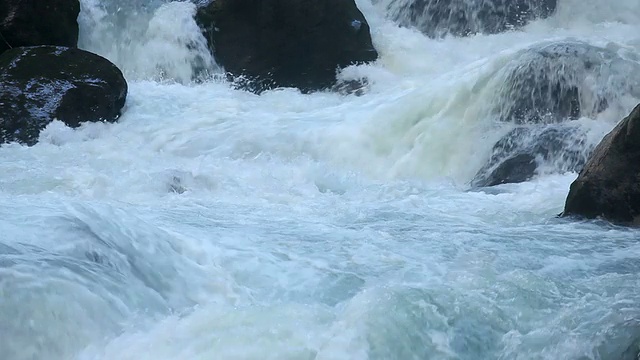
top-left (194, 0), bottom-right (378, 93)
top-left (0, 46), bottom-right (127, 146)
top-left (470, 40), bottom-right (640, 187)
top-left (0, 0), bottom-right (80, 55)
top-left (377, 0), bottom-right (556, 38)
top-left (490, 41), bottom-right (640, 124)
top-left (562, 104), bottom-right (640, 225)
top-left (471, 125), bottom-right (591, 187)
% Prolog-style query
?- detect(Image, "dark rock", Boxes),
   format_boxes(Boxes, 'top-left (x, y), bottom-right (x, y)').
top-left (379, 0), bottom-right (556, 38)
top-left (473, 153), bottom-right (538, 187)
top-left (472, 125), bottom-right (592, 187)
top-left (195, 0), bottom-right (378, 93)
top-left (0, 0), bottom-right (80, 55)
top-left (591, 319), bottom-right (640, 360)
top-left (562, 104), bottom-right (640, 225)
top-left (472, 41), bottom-right (640, 187)
top-left (621, 339), bottom-right (640, 360)
top-left (167, 176), bottom-right (187, 194)
top-left (0, 46), bottom-right (128, 146)
top-left (491, 41), bottom-right (640, 124)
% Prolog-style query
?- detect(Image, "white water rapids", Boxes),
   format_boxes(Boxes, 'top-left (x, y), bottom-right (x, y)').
top-left (1, 0), bottom-right (640, 359)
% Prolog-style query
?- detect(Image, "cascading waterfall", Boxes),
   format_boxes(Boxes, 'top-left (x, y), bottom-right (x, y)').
top-left (78, 0), bottom-right (218, 83)
top-left (1, 0), bottom-right (640, 359)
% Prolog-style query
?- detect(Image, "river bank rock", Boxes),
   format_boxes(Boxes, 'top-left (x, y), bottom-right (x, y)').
top-left (471, 125), bottom-right (591, 187)
top-left (0, 0), bottom-right (80, 55)
top-left (0, 46), bottom-right (127, 146)
top-left (562, 104), bottom-right (640, 224)
top-left (378, 0), bottom-right (556, 38)
top-left (194, 0), bottom-right (378, 93)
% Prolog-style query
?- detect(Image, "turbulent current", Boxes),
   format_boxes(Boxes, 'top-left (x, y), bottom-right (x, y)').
top-left (2, 0), bottom-right (640, 359)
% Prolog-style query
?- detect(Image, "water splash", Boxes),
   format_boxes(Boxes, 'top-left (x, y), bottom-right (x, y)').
top-left (78, 0), bottom-right (218, 83)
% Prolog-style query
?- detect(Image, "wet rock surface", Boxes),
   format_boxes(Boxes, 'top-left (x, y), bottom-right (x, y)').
top-left (562, 104), bottom-right (640, 225)
top-left (0, 0), bottom-right (80, 55)
top-left (195, 0), bottom-right (378, 93)
top-left (378, 0), bottom-right (556, 38)
top-left (0, 46), bottom-right (127, 146)
top-left (492, 41), bottom-right (640, 124)
top-left (472, 125), bottom-right (591, 187)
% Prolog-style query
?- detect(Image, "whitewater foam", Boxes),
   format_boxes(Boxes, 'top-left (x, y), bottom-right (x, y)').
top-left (2, 0), bottom-right (640, 359)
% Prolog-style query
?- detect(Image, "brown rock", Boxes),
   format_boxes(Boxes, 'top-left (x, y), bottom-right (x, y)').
top-left (562, 104), bottom-right (640, 224)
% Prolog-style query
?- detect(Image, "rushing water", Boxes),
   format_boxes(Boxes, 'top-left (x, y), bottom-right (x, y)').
top-left (2, 0), bottom-right (640, 359)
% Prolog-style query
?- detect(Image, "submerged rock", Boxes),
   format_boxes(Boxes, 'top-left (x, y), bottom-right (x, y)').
top-left (621, 339), bottom-right (640, 360)
top-left (167, 175), bottom-right (187, 194)
top-left (0, 0), bottom-right (80, 55)
top-left (0, 46), bottom-right (127, 146)
top-left (471, 125), bottom-right (591, 187)
top-left (562, 104), bottom-right (640, 225)
top-left (491, 41), bottom-right (640, 124)
top-left (378, 0), bottom-right (556, 38)
top-left (471, 40), bottom-right (640, 187)
top-left (331, 78), bottom-right (370, 96)
top-left (194, 0), bottom-right (378, 93)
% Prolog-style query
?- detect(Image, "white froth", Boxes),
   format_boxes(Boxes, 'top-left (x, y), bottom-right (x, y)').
top-left (1, 0), bottom-right (640, 359)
